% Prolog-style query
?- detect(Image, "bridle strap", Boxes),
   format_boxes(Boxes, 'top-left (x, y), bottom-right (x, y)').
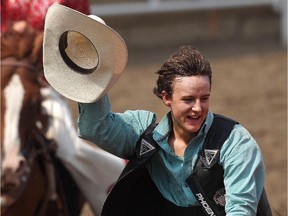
top-left (1, 57), bottom-right (40, 73)
top-left (30, 130), bottom-right (64, 216)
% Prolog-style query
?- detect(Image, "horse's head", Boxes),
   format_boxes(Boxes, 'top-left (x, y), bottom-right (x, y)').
top-left (1, 20), bottom-right (90, 216)
top-left (1, 20), bottom-right (43, 67)
top-left (0, 21), bottom-right (50, 209)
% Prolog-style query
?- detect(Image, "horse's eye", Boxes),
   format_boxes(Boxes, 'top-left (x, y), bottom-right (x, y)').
top-left (22, 136), bottom-right (36, 158)
top-left (22, 148), bottom-right (30, 158)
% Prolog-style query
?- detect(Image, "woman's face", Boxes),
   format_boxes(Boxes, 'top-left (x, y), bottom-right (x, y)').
top-left (162, 75), bottom-right (211, 140)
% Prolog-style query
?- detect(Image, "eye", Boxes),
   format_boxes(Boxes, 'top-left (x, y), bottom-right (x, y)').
top-left (182, 97), bottom-right (195, 103)
top-left (201, 96), bottom-right (210, 102)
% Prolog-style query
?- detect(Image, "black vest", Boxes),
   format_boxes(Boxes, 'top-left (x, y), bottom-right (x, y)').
top-left (101, 114), bottom-right (272, 216)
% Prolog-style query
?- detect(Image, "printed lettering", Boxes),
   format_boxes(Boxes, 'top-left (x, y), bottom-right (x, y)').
top-left (196, 193), bottom-right (215, 216)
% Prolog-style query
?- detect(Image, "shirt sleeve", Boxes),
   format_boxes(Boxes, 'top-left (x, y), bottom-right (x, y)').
top-left (220, 124), bottom-right (265, 216)
top-left (77, 95), bottom-right (156, 159)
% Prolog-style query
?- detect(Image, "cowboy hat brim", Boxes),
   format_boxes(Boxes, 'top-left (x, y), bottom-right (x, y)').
top-left (43, 4), bottom-right (128, 103)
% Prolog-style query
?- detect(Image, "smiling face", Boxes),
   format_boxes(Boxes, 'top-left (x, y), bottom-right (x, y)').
top-left (162, 75), bottom-right (211, 141)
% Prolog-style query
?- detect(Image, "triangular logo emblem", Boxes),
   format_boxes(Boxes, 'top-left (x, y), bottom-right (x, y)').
top-left (139, 139), bottom-right (155, 156)
top-left (204, 149), bottom-right (218, 165)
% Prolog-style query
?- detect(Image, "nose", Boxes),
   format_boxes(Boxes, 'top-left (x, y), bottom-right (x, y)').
top-left (1, 158), bottom-right (28, 191)
top-left (1, 168), bottom-right (19, 190)
top-left (191, 99), bottom-right (202, 112)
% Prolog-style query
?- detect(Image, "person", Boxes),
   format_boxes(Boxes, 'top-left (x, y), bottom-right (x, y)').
top-left (77, 45), bottom-right (270, 216)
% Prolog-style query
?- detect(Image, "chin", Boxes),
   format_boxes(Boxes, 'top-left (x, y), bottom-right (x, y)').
top-left (186, 126), bottom-right (201, 134)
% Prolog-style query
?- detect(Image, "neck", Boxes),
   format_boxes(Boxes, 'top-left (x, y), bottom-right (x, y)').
top-left (168, 128), bottom-right (197, 157)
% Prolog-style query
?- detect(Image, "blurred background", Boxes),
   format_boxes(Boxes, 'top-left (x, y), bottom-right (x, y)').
top-left (76, 0), bottom-right (287, 215)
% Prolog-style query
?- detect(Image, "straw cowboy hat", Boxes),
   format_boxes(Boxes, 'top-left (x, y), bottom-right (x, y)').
top-left (43, 4), bottom-right (128, 103)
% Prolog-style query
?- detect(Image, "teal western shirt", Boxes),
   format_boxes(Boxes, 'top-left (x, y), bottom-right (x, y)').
top-left (77, 95), bottom-right (265, 215)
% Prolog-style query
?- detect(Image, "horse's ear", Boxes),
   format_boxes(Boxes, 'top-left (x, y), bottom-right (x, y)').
top-left (30, 32), bottom-right (44, 66)
top-left (13, 21), bottom-right (35, 60)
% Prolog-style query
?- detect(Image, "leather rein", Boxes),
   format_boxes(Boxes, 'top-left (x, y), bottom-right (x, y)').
top-left (1, 57), bottom-right (41, 73)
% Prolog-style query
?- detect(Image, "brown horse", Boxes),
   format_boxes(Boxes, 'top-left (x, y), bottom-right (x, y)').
top-left (1, 21), bottom-right (84, 216)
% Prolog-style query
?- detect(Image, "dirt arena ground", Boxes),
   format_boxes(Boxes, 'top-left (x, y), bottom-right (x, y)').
top-left (75, 43), bottom-right (287, 216)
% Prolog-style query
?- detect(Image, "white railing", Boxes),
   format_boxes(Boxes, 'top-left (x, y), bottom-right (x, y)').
top-left (91, 0), bottom-right (278, 16)
top-left (90, 0), bottom-right (286, 47)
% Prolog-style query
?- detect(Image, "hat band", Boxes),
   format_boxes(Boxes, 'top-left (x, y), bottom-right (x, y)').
top-left (59, 31), bottom-right (98, 75)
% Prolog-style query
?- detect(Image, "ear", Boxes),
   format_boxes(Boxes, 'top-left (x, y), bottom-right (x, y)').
top-left (161, 91), bottom-right (171, 107)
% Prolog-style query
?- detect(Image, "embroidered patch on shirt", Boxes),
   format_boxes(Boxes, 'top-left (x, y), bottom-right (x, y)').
top-left (204, 149), bottom-right (218, 166)
top-left (213, 188), bottom-right (226, 206)
top-left (139, 139), bottom-right (155, 156)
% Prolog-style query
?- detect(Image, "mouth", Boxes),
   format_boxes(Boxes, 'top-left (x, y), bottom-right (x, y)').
top-left (187, 115), bottom-right (201, 121)
top-left (186, 115), bottom-right (203, 127)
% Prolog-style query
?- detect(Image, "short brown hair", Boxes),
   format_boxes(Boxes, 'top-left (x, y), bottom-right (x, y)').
top-left (153, 45), bottom-right (212, 99)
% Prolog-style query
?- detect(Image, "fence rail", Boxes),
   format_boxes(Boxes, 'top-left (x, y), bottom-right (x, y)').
top-left (90, 0), bottom-right (287, 47)
top-left (91, 0), bottom-right (278, 16)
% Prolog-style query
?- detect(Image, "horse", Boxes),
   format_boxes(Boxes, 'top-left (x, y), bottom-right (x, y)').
top-left (1, 21), bottom-right (125, 216)
top-left (1, 20), bottom-right (85, 216)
